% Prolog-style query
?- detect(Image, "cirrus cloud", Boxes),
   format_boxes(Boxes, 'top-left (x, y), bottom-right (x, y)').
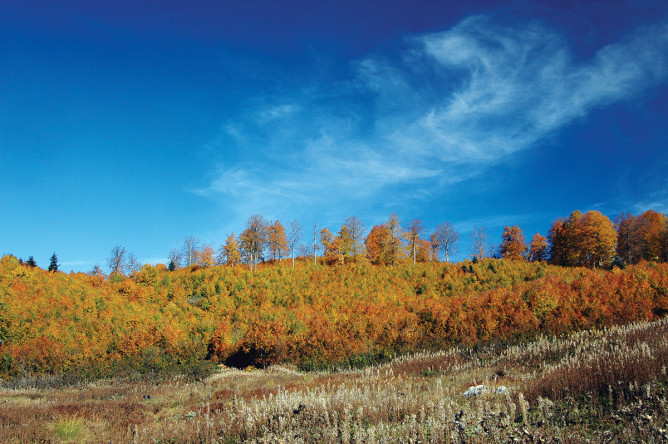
top-left (197, 15), bottom-right (668, 221)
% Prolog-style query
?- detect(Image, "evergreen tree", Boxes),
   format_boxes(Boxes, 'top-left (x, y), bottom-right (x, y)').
top-left (48, 253), bottom-right (59, 272)
top-left (26, 256), bottom-right (37, 268)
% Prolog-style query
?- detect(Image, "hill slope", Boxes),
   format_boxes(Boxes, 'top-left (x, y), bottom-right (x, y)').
top-left (1, 255), bottom-right (666, 379)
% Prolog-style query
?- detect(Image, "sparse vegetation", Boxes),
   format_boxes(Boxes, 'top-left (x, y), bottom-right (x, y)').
top-left (1, 317), bottom-right (666, 442)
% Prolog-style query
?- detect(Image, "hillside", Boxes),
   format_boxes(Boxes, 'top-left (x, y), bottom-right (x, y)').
top-left (1, 255), bottom-right (666, 380)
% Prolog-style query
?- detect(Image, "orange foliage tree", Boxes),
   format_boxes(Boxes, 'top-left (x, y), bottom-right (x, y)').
top-left (500, 225), bottom-right (527, 261)
top-left (365, 225), bottom-right (390, 265)
top-left (528, 233), bottom-right (548, 262)
top-left (617, 210), bottom-right (668, 264)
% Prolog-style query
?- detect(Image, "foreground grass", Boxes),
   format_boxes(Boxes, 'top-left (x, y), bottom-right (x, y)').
top-left (1, 318), bottom-right (667, 443)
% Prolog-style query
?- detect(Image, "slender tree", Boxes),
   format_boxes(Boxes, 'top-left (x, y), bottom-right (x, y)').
top-left (287, 220), bottom-right (303, 267)
top-left (343, 216), bottom-right (366, 260)
top-left (319, 227), bottom-right (335, 259)
top-left (337, 225), bottom-right (353, 263)
top-left (405, 219), bottom-right (425, 264)
top-left (386, 213), bottom-right (404, 265)
top-left (313, 223), bottom-right (318, 265)
top-left (470, 226), bottom-right (488, 260)
top-left (127, 253), bottom-right (141, 274)
top-left (429, 232), bottom-right (440, 262)
top-left (433, 222), bottom-right (458, 262)
top-left (181, 236), bottom-right (200, 267)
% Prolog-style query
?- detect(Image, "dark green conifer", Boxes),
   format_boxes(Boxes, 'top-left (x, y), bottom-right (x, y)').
top-left (48, 253), bottom-right (59, 272)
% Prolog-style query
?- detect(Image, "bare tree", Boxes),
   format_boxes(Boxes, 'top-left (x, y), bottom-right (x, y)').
top-left (288, 220), bottom-right (303, 267)
top-left (108, 245), bottom-right (127, 275)
top-left (88, 265), bottom-right (105, 277)
top-left (343, 216), bottom-right (366, 259)
top-left (433, 222), bottom-right (459, 262)
top-left (470, 226), bottom-right (488, 260)
top-left (181, 236), bottom-right (200, 267)
top-left (297, 243), bottom-right (311, 258)
top-left (313, 223), bottom-right (318, 265)
top-left (127, 253), bottom-right (141, 274)
top-left (386, 213), bottom-right (404, 265)
top-left (405, 219), bottom-right (425, 264)
top-left (168, 249), bottom-right (182, 271)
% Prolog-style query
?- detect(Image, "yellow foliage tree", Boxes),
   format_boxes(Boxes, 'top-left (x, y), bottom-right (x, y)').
top-left (268, 221), bottom-right (289, 261)
top-left (221, 233), bottom-right (242, 266)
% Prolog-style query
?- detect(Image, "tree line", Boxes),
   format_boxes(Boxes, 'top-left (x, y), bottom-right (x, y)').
top-left (127, 209), bottom-right (668, 273)
top-left (13, 209), bottom-right (667, 274)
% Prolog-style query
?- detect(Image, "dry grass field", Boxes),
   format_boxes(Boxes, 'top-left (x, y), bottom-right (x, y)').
top-left (1, 317), bottom-right (666, 443)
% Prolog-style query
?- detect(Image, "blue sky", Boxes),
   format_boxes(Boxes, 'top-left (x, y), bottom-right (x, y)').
top-left (1, 0), bottom-right (667, 271)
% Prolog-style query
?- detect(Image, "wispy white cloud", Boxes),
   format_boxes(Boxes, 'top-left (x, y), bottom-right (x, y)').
top-left (630, 187), bottom-right (668, 214)
top-left (400, 16), bottom-right (668, 165)
top-left (198, 15), bottom-right (668, 221)
top-left (60, 260), bottom-right (96, 271)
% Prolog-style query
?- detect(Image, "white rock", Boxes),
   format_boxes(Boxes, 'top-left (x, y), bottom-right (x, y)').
top-left (495, 386), bottom-right (508, 395)
top-left (463, 384), bottom-right (487, 398)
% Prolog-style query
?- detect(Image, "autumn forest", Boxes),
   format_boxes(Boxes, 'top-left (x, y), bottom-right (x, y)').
top-left (1, 209), bottom-right (667, 381)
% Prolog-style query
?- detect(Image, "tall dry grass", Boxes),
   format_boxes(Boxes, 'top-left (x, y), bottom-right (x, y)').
top-left (1, 318), bottom-right (666, 442)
